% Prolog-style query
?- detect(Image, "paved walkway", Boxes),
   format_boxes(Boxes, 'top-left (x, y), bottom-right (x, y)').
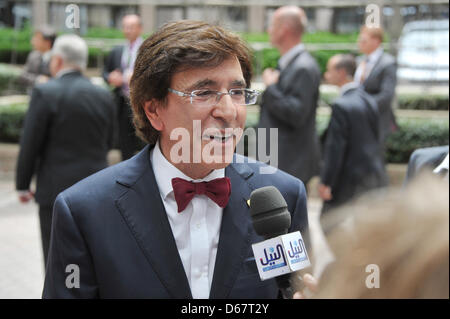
top-left (0, 181), bottom-right (44, 298)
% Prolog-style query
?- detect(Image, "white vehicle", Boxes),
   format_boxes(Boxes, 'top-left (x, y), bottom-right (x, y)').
top-left (397, 19), bottom-right (449, 83)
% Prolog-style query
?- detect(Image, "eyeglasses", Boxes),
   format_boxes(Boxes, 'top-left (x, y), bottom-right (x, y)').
top-left (168, 88), bottom-right (260, 108)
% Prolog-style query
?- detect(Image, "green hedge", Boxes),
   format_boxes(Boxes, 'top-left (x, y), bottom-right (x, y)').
top-left (0, 103), bottom-right (27, 142)
top-left (315, 115), bottom-right (449, 163)
top-left (0, 103), bottom-right (447, 163)
top-left (319, 92), bottom-right (449, 111)
top-left (397, 95), bottom-right (449, 111)
top-left (0, 63), bottom-right (26, 95)
top-left (385, 117), bottom-right (449, 163)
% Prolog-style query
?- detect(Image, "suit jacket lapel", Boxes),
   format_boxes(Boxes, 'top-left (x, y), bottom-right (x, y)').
top-left (364, 53), bottom-right (384, 84)
top-left (114, 145), bottom-right (192, 299)
top-left (209, 158), bottom-right (254, 298)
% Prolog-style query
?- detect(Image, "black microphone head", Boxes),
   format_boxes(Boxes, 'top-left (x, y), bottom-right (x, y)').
top-left (249, 186), bottom-right (291, 239)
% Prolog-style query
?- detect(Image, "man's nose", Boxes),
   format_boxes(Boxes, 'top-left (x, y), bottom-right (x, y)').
top-left (212, 93), bottom-right (238, 122)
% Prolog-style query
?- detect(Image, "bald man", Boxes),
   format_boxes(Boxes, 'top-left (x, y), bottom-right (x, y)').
top-left (257, 6), bottom-right (321, 185)
top-left (103, 14), bottom-right (145, 160)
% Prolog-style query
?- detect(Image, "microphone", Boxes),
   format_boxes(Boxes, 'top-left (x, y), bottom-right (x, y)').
top-left (249, 186), bottom-right (310, 299)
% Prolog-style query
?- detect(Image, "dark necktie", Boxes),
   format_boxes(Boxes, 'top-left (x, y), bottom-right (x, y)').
top-left (171, 177), bottom-right (231, 213)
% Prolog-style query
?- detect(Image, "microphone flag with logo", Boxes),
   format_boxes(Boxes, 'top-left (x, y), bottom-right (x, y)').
top-left (249, 186), bottom-right (311, 298)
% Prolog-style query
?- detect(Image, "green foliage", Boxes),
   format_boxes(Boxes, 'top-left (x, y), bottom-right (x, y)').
top-left (310, 50), bottom-right (350, 75)
top-left (0, 26), bottom-right (33, 53)
top-left (385, 117), bottom-right (449, 163)
top-left (241, 31), bottom-right (359, 44)
top-left (0, 103), bottom-right (28, 142)
top-left (0, 63), bottom-right (25, 95)
top-left (397, 94), bottom-right (449, 111)
top-left (85, 27), bottom-right (124, 39)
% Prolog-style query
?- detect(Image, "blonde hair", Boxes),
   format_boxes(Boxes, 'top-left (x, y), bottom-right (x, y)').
top-left (312, 173), bottom-right (449, 298)
top-left (360, 25), bottom-right (384, 42)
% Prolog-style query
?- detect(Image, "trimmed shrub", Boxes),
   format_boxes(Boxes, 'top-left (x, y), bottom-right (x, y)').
top-left (0, 63), bottom-right (25, 95)
top-left (385, 117), bottom-right (449, 163)
top-left (0, 103), bottom-right (27, 142)
top-left (397, 94), bottom-right (449, 111)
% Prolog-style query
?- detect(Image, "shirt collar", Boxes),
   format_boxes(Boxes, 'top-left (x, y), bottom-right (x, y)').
top-left (340, 81), bottom-right (360, 96)
top-left (55, 68), bottom-right (78, 79)
top-left (127, 37), bottom-right (143, 50)
top-left (366, 46), bottom-right (383, 64)
top-left (278, 43), bottom-right (305, 70)
top-left (150, 140), bottom-right (225, 200)
top-left (42, 51), bottom-right (52, 63)
top-left (433, 153), bottom-right (449, 174)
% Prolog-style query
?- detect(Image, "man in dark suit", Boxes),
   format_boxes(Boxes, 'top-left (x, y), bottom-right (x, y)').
top-left (16, 34), bottom-right (115, 266)
top-left (43, 21), bottom-right (311, 299)
top-left (18, 26), bottom-right (56, 93)
top-left (103, 14), bottom-right (144, 160)
top-left (257, 6), bottom-right (321, 185)
top-left (405, 145), bottom-right (449, 183)
top-left (356, 26), bottom-right (397, 143)
top-left (319, 54), bottom-right (388, 213)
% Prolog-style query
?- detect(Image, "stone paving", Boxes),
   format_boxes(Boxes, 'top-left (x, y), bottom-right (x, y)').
top-left (0, 181), bottom-right (44, 299)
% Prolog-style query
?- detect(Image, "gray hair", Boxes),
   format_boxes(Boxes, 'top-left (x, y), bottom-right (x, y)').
top-left (51, 34), bottom-right (88, 70)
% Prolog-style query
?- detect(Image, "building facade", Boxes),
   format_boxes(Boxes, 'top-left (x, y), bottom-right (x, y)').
top-left (1, 0), bottom-right (448, 36)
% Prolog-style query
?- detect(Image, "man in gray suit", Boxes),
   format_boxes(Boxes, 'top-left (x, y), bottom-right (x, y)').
top-left (319, 54), bottom-right (388, 213)
top-left (16, 35), bottom-right (115, 266)
top-left (355, 26), bottom-right (397, 143)
top-left (18, 26), bottom-right (56, 93)
top-left (258, 6), bottom-right (321, 185)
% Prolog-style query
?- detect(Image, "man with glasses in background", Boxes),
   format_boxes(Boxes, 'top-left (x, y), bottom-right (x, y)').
top-left (43, 20), bottom-right (311, 299)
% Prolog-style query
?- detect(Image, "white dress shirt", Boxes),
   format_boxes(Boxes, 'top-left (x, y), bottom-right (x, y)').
top-left (121, 36), bottom-right (143, 96)
top-left (150, 141), bottom-right (224, 299)
top-left (354, 47), bottom-right (384, 83)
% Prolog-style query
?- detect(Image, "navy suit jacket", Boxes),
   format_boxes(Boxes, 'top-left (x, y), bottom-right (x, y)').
top-left (42, 145), bottom-right (309, 298)
top-left (321, 87), bottom-right (388, 208)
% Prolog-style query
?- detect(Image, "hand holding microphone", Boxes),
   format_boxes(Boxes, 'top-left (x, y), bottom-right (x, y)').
top-left (249, 186), bottom-right (317, 299)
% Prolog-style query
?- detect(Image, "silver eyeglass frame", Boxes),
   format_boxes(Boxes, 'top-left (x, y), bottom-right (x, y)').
top-left (168, 88), bottom-right (260, 106)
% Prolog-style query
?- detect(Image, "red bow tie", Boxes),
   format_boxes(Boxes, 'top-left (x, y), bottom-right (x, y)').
top-left (171, 177), bottom-right (231, 213)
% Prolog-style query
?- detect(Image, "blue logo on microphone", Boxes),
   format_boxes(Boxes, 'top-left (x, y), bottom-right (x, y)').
top-left (287, 239), bottom-right (308, 264)
top-left (259, 244), bottom-right (287, 272)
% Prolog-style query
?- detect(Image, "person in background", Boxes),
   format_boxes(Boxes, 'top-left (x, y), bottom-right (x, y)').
top-left (257, 6), bottom-right (321, 186)
top-left (404, 145), bottom-right (449, 184)
top-left (18, 26), bottom-right (56, 93)
top-left (103, 14), bottom-right (145, 160)
top-left (355, 26), bottom-right (397, 144)
top-left (16, 34), bottom-right (116, 266)
top-left (304, 174), bottom-right (448, 298)
top-left (319, 54), bottom-right (388, 214)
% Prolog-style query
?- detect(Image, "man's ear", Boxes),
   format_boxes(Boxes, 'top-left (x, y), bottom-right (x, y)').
top-left (143, 100), bottom-right (164, 131)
